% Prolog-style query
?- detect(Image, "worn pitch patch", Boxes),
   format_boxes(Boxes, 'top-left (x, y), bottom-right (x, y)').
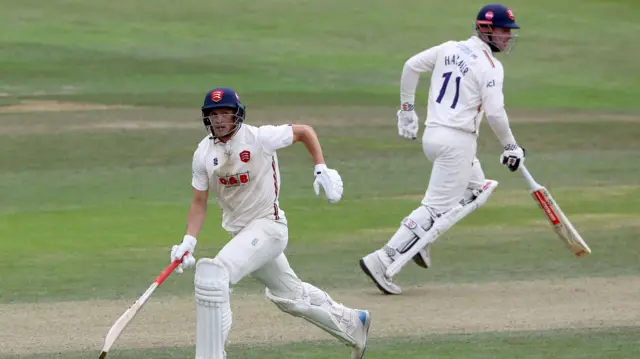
top-left (1, 275), bottom-right (639, 355)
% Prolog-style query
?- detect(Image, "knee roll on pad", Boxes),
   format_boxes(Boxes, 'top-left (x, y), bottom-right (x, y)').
top-left (195, 258), bottom-right (230, 304)
top-left (195, 258), bottom-right (232, 359)
top-left (389, 205), bottom-right (436, 254)
top-left (265, 282), bottom-right (332, 314)
top-left (303, 282), bottom-right (335, 306)
top-left (265, 289), bottom-right (303, 315)
top-left (405, 205), bottom-right (437, 231)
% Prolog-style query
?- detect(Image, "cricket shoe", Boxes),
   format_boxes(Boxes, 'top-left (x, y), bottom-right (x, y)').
top-left (350, 310), bottom-right (371, 359)
top-left (359, 251), bottom-right (402, 295)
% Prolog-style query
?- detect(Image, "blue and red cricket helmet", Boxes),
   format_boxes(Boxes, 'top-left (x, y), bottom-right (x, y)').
top-left (475, 4), bottom-right (520, 53)
top-left (201, 87), bottom-right (246, 139)
top-left (476, 4), bottom-right (520, 29)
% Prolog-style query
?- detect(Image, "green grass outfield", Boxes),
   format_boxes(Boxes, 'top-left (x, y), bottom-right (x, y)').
top-left (1, 0), bottom-right (639, 358)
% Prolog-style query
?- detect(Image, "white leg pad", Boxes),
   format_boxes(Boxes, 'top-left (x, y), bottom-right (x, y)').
top-left (265, 283), bottom-right (359, 347)
top-left (384, 205), bottom-right (437, 261)
top-left (386, 180), bottom-right (498, 277)
top-left (411, 185), bottom-right (485, 269)
top-left (194, 258), bottom-right (232, 359)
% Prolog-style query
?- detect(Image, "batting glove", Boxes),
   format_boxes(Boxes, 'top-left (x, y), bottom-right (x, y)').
top-left (313, 164), bottom-right (343, 204)
top-left (170, 235), bottom-right (197, 274)
top-left (500, 144), bottom-right (526, 172)
top-left (397, 103), bottom-right (419, 140)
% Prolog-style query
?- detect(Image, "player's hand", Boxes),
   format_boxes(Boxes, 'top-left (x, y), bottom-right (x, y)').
top-left (500, 144), bottom-right (525, 172)
top-left (170, 235), bottom-right (197, 274)
top-left (397, 104), bottom-right (419, 140)
top-left (313, 164), bottom-right (343, 204)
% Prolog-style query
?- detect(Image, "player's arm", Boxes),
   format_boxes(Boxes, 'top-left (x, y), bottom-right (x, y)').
top-left (258, 124), bottom-right (324, 164)
top-left (400, 43), bottom-right (443, 108)
top-left (480, 65), bottom-right (525, 172)
top-left (291, 124), bottom-right (325, 165)
top-left (186, 148), bottom-right (210, 238)
top-left (481, 65), bottom-right (517, 146)
top-left (168, 147), bottom-right (209, 274)
top-left (259, 124), bottom-right (342, 203)
top-left (186, 188), bottom-right (208, 238)
top-left (397, 43), bottom-right (445, 139)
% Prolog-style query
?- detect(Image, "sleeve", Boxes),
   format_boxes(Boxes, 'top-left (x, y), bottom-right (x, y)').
top-left (480, 64), bottom-right (517, 146)
top-left (400, 43), bottom-right (445, 106)
top-left (191, 146), bottom-right (209, 191)
top-left (258, 124), bottom-right (294, 154)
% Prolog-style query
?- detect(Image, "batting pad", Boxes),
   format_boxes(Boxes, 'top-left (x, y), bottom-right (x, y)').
top-left (195, 258), bottom-right (232, 359)
top-left (265, 283), bottom-right (357, 346)
top-left (386, 179), bottom-right (499, 277)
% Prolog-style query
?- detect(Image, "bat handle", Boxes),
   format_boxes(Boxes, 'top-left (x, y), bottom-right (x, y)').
top-left (153, 251), bottom-right (189, 286)
top-left (518, 165), bottom-right (541, 191)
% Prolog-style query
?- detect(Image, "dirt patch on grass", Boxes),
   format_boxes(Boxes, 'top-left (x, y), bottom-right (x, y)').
top-left (0, 100), bottom-right (137, 113)
top-left (1, 104), bottom-right (638, 135)
top-left (1, 275), bottom-right (639, 355)
top-left (67, 121), bottom-right (195, 131)
top-left (0, 121), bottom-right (197, 135)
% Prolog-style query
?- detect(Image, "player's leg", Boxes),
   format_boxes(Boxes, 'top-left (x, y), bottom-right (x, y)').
top-left (194, 218), bottom-right (288, 359)
top-left (420, 130), bottom-right (476, 213)
top-left (252, 253), bottom-right (371, 359)
top-left (406, 153), bottom-right (491, 267)
top-left (464, 157), bottom-right (488, 202)
top-left (194, 258), bottom-right (231, 359)
top-left (359, 127), bottom-right (479, 294)
top-left (383, 142), bottom-right (499, 280)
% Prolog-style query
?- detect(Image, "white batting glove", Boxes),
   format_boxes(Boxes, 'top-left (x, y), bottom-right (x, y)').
top-left (397, 103), bottom-right (419, 140)
top-left (313, 164), bottom-right (343, 204)
top-left (500, 144), bottom-right (526, 172)
top-left (170, 235), bottom-right (197, 274)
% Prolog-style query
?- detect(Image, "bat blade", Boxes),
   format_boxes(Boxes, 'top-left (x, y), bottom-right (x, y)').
top-left (99, 288), bottom-right (152, 358)
top-left (531, 187), bottom-right (591, 257)
top-left (98, 253), bottom-right (186, 358)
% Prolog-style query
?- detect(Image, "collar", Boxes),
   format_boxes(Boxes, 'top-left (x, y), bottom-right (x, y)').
top-left (213, 125), bottom-right (244, 145)
top-left (468, 35), bottom-right (493, 54)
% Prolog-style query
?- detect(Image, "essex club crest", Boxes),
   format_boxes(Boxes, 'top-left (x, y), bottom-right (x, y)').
top-left (211, 89), bottom-right (224, 102)
top-left (239, 150), bottom-right (251, 163)
top-left (506, 9), bottom-right (515, 20)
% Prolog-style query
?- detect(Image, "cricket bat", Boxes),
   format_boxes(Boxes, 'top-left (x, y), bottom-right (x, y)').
top-left (98, 252), bottom-right (188, 359)
top-left (519, 165), bottom-right (591, 258)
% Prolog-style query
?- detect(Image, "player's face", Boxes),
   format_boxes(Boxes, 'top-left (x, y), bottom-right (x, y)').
top-left (209, 108), bottom-right (236, 137)
top-left (492, 28), bottom-right (514, 52)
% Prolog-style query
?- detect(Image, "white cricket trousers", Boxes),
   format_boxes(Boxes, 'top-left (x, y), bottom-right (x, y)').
top-left (215, 217), bottom-right (304, 298)
top-left (421, 126), bottom-right (486, 214)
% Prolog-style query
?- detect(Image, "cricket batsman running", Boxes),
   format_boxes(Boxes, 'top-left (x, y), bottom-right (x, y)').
top-left (170, 87), bottom-right (371, 359)
top-left (360, 4), bottom-right (526, 295)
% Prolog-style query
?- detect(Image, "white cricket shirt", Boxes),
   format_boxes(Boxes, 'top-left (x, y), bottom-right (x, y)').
top-left (401, 35), bottom-right (516, 146)
top-left (191, 124), bottom-right (293, 233)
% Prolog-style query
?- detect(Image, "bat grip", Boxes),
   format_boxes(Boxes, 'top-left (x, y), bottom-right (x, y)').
top-left (154, 251), bottom-right (189, 285)
top-left (518, 165), bottom-right (540, 190)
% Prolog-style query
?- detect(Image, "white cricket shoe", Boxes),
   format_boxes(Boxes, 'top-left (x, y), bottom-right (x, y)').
top-left (350, 310), bottom-right (371, 359)
top-left (359, 251), bottom-right (402, 295)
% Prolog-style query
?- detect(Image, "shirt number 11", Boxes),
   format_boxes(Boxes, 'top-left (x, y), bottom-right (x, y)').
top-left (435, 71), bottom-right (461, 109)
